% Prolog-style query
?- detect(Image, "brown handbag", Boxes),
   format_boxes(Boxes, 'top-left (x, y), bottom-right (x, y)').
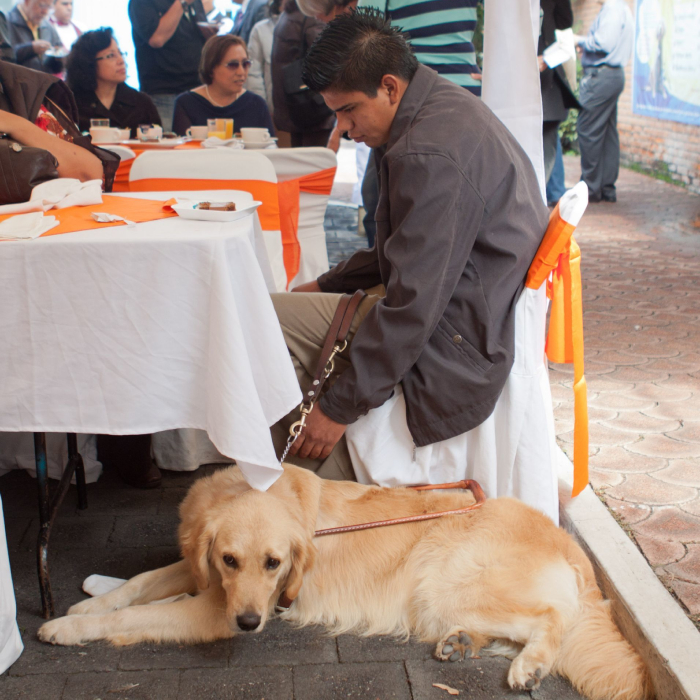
top-left (0, 136), bottom-right (59, 205)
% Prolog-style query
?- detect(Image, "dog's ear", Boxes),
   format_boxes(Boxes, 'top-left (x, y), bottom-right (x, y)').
top-left (180, 518), bottom-right (216, 590)
top-left (284, 534), bottom-right (316, 602)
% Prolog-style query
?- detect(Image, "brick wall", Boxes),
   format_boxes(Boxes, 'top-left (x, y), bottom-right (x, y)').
top-left (572, 0), bottom-right (700, 194)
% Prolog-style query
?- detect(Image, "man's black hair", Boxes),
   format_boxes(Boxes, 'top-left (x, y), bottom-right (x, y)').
top-left (302, 8), bottom-right (419, 97)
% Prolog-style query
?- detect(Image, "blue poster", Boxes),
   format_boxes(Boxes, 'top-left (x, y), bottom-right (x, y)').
top-left (633, 0), bottom-right (700, 126)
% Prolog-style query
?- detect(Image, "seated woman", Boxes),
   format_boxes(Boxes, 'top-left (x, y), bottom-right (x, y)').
top-left (0, 58), bottom-right (116, 188)
top-left (66, 27), bottom-right (161, 137)
top-left (172, 34), bottom-right (274, 137)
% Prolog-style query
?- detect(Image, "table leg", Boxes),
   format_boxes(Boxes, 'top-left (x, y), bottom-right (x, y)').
top-left (33, 432), bottom-right (89, 619)
top-left (33, 432), bottom-right (54, 619)
top-left (67, 434), bottom-right (88, 511)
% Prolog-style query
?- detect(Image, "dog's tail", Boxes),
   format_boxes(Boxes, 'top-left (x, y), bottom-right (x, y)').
top-left (554, 591), bottom-right (654, 700)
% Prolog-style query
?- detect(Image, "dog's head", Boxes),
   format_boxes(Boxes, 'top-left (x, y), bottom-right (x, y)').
top-left (178, 465), bottom-right (320, 634)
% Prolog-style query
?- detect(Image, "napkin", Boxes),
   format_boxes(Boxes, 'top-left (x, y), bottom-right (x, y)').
top-left (0, 211), bottom-right (59, 240)
top-left (91, 212), bottom-right (136, 227)
top-left (202, 136), bottom-right (244, 149)
top-left (31, 178), bottom-right (103, 209)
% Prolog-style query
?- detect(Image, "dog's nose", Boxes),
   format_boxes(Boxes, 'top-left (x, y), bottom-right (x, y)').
top-left (236, 612), bottom-right (261, 631)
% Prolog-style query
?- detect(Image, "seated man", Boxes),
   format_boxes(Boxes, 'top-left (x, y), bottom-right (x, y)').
top-left (271, 9), bottom-right (549, 483)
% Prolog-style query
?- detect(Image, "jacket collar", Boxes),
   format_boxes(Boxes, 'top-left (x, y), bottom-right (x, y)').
top-left (386, 64), bottom-right (437, 152)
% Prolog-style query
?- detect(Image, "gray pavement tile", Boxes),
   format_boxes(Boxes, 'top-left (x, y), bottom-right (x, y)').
top-left (110, 515), bottom-right (180, 548)
top-left (158, 487), bottom-right (189, 515)
top-left (406, 658), bottom-right (586, 700)
top-left (336, 634), bottom-right (433, 663)
top-left (229, 619), bottom-right (338, 667)
top-left (8, 630), bottom-right (122, 677)
top-left (3, 517), bottom-right (32, 550)
top-left (20, 516), bottom-right (115, 550)
top-left (144, 546), bottom-right (182, 571)
top-left (293, 661), bottom-right (411, 700)
top-left (62, 670), bottom-right (180, 700)
top-left (179, 666), bottom-right (293, 700)
top-left (0, 672), bottom-right (67, 699)
top-left (119, 640), bottom-right (230, 671)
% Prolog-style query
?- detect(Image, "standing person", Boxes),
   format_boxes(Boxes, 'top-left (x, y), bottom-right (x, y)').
top-left (538, 0), bottom-right (579, 182)
top-left (128, 0), bottom-right (209, 133)
top-left (247, 0), bottom-right (281, 115)
top-left (573, 0), bottom-right (633, 203)
top-left (269, 10), bottom-right (547, 502)
top-left (67, 28), bottom-right (162, 136)
top-left (171, 34), bottom-right (274, 136)
top-left (232, 0), bottom-right (268, 43)
top-left (1, 11), bottom-right (15, 61)
top-left (6, 0), bottom-right (63, 73)
top-left (49, 0), bottom-right (81, 52)
top-left (271, 0), bottom-right (334, 147)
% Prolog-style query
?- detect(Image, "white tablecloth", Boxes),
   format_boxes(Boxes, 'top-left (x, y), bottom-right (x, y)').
top-left (0, 191), bottom-right (301, 490)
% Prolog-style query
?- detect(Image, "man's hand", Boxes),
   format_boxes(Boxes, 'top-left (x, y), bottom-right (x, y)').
top-left (326, 124), bottom-right (342, 154)
top-left (32, 40), bottom-right (51, 55)
top-left (289, 406), bottom-right (346, 461)
top-left (538, 55), bottom-right (547, 72)
top-left (291, 280), bottom-right (322, 293)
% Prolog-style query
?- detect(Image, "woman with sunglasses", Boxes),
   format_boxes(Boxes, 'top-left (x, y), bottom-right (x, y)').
top-left (172, 34), bottom-right (274, 137)
top-left (66, 27), bottom-right (161, 137)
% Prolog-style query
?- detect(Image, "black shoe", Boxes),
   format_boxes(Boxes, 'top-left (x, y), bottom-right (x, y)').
top-left (117, 459), bottom-right (162, 489)
top-left (601, 191), bottom-right (617, 202)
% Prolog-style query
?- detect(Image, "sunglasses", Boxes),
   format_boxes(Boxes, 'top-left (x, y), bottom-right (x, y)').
top-left (224, 59), bottom-right (252, 70)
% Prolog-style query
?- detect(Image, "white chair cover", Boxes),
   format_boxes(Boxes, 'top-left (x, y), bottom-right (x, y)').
top-left (129, 149), bottom-right (287, 292)
top-left (101, 145), bottom-right (137, 163)
top-left (261, 148), bottom-right (336, 287)
top-left (346, 285), bottom-right (560, 524)
top-left (0, 495), bottom-right (23, 674)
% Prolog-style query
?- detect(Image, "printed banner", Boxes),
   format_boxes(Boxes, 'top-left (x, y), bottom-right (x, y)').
top-left (633, 0), bottom-right (700, 126)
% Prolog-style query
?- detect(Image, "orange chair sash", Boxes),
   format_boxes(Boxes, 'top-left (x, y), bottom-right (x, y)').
top-left (526, 202), bottom-right (588, 497)
top-left (276, 167), bottom-right (336, 286)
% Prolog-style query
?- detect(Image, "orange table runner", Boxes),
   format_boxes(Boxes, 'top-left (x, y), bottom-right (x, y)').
top-left (0, 196), bottom-right (177, 238)
top-left (526, 202), bottom-right (588, 497)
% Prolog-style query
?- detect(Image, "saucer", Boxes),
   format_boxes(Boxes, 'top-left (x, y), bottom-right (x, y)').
top-left (242, 137), bottom-right (278, 150)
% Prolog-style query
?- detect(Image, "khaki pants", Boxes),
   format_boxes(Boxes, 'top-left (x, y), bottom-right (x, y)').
top-left (271, 288), bottom-right (383, 481)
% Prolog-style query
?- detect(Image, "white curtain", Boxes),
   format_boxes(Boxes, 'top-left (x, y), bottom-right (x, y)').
top-left (0, 496), bottom-right (23, 674)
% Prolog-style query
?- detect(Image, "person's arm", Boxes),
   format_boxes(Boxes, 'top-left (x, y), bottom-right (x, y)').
top-left (170, 94), bottom-right (192, 136)
top-left (577, 3), bottom-right (622, 53)
top-left (553, 0), bottom-right (574, 30)
top-left (14, 40), bottom-right (49, 65)
top-left (0, 110), bottom-right (103, 181)
top-left (319, 153), bottom-right (483, 426)
top-left (246, 26), bottom-right (267, 102)
top-left (144, 0), bottom-right (192, 49)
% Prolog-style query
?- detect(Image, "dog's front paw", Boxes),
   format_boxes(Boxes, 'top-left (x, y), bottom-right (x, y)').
top-left (38, 616), bottom-right (91, 646)
top-left (507, 655), bottom-right (548, 691)
top-left (68, 596), bottom-right (116, 616)
top-left (435, 631), bottom-right (472, 662)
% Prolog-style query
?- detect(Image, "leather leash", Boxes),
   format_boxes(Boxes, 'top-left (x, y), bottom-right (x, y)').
top-left (280, 289), bottom-right (367, 463)
top-left (276, 291), bottom-right (488, 610)
top-left (276, 480), bottom-right (486, 611)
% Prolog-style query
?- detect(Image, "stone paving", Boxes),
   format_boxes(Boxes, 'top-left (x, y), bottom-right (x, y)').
top-left (552, 157), bottom-right (700, 625)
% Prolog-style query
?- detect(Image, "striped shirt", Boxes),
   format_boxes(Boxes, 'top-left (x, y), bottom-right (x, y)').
top-left (359, 0), bottom-right (481, 95)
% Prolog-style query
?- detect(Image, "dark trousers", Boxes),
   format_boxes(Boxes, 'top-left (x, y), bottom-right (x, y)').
top-left (542, 120), bottom-right (561, 183)
top-left (360, 151), bottom-right (379, 249)
top-left (577, 65), bottom-right (625, 200)
top-left (546, 136), bottom-right (566, 205)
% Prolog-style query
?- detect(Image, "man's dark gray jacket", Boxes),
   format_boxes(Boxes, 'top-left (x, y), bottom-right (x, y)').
top-left (318, 65), bottom-right (549, 447)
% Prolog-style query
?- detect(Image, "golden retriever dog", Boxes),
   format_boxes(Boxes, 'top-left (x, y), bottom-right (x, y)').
top-left (38, 465), bottom-right (652, 700)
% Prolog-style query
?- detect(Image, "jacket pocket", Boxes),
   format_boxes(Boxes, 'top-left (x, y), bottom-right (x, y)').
top-left (436, 317), bottom-right (493, 372)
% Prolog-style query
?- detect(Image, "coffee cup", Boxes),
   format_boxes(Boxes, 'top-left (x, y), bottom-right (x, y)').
top-left (187, 125), bottom-right (209, 140)
top-left (89, 127), bottom-right (123, 143)
top-left (240, 127), bottom-right (270, 144)
top-left (138, 124), bottom-right (163, 142)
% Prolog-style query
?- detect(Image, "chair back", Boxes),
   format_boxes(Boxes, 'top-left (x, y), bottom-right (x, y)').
top-left (129, 150), bottom-right (286, 291)
top-left (262, 148), bottom-right (337, 287)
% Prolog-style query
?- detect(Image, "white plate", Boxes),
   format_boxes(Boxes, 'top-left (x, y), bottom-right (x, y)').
top-left (241, 138), bottom-right (278, 150)
top-left (172, 200), bottom-right (262, 222)
top-left (120, 138), bottom-right (185, 148)
top-left (45, 48), bottom-right (69, 58)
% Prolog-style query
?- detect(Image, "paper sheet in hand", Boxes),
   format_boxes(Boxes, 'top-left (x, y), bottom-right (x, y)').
top-left (543, 42), bottom-right (571, 69)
